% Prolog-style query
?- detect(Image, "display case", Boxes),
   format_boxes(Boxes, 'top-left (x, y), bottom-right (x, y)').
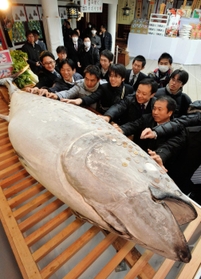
top-left (148, 13), bottom-right (169, 36)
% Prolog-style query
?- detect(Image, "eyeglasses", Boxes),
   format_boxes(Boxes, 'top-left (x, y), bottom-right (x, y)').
top-left (171, 78), bottom-right (182, 85)
top-left (43, 61), bottom-right (55, 66)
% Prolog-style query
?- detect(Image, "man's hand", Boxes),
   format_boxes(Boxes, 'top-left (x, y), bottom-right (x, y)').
top-left (37, 88), bottom-right (49, 96)
top-left (46, 92), bottom-right (58, 99)
top-left (141, 128), bottom-right (157, 139)
top-left (61, 98), bottom-right (82, 105)
top-left (98, 115), bottom-right (111, 122)
top-left (25, 87), bottom-right (39, 94)
top-left (112, 123), bottom-right (123, 133)
top-left (148, 149), bottom-right (167, 172)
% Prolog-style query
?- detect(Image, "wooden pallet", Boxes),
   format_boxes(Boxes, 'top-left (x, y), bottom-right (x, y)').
top-left (1, 86), bottom-right (201, 279)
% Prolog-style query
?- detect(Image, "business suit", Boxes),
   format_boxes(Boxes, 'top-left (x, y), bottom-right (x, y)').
top-left (125, 70), bottom-right (147, 92)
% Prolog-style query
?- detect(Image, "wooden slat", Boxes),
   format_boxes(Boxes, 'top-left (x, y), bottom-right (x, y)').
top-left (40, 225), bottom-right (101, 279)
top-left (102, 231), bottom-right (156, 279)
top-left (12, 190), bottom-right (53, 219)
top-left (0, 161), bottom-right (23, 178)
top-left (8, 183), bottom-right (44, 208)
top-left (19, 198), bottom-right (64, 232)
top-left (0, 154), bottom-right (19, 170)
top-left (0, 187), bottom-right (42, 279)
top-left (124, 250), bottom-right (154, 279)
top-left (33, 218), bottom-right (84, 262)
top-left (0, 168), bottom-right (29, 189)
top-left (0, 148), bottom-right (16, 161)
top-left (178, 236), bottom-right (201, 279)
top-left (64, 232), bottom-right (118, 279)
top-left (3, 176), bottom-right (37, 198)
top-left (94, 241), bottom-right (136, 279)
top-left (25, 207), bottom-right (73, 247)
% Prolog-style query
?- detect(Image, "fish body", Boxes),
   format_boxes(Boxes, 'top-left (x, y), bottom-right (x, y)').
top-left (3, 85), bottom-right (197, 263)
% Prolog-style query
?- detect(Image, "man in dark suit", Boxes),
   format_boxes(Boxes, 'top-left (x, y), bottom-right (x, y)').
top-left (99, 24), bottom-right (112, 52)
top-left (101, 78), bottom-right (158, 125)
top-left (66, 30), bottom-right (83, 73)
top-left (125, 55), bottom-right (147, 92)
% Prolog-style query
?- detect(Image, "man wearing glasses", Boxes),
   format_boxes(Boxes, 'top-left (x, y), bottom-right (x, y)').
top-left (155, 69), bottom-right (191, 117)
top-left (25, 51), bottom-right (61, 93)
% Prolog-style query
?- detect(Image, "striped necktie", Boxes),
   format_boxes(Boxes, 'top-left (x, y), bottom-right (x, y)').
top-left (130, 75), bottom-right (136, 86)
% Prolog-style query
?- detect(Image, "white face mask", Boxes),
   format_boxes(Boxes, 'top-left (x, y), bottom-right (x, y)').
top-left (158, 65), bottom-right (169, 73)
top-left (91, 30), bottom-right (96, 35)
top-left (72, 37), bottom-right (78, 43)
top-left (84, 41), bottom-right (91, 48)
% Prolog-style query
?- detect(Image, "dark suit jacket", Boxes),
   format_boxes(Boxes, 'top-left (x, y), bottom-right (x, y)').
top-left (104, 94), bottom-right (156, 125)
top-left (35, 68), bottom-right (61, 88)
top-left (125, 70), bottom-right (148, 92)
top-left (66, 40), bottom-right (83, 66)
top-left (100, 31), bottom-right (112, 51)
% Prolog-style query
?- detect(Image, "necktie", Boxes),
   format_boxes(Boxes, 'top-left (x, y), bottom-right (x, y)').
top-left (53, 71), bottom-right (60, 78)
top-left (129, 75), bottom-right (136, 86)
top-left (74, 44), bottom-right (78, 51)
top-left (141, 104), bottom-right (145, 115)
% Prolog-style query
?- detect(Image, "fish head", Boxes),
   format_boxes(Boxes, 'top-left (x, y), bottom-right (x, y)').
top-left (62, 129), bottom-right (197, 262)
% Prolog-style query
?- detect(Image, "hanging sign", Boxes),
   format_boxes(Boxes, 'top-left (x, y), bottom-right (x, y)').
top-left (58, 7), bottom-right (68, 19)
top-left (25, 6), bottom-right (40, 21)
top-left (12, 6), bottom-right (26, 22)
top-left (80, 0), bottom-right (102, 13)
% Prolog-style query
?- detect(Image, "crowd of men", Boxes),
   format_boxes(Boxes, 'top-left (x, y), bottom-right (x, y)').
top-left (21, 25), bottom-right (201, 205)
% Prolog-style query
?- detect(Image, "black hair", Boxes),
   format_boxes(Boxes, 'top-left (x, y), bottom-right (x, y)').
top-left (25, 30), bottom-right (33, 37)
top-left (64, 20), bottom-right (71, 25)
top-left (154, 95), bottom-right (177, 113)
top-left (100, 24), bottom-right (107, 30)
top-left (83, 65), bottom-right (101, 79)
top-left (71, 30), bottom-right (79, 37)
top-left (138, 78), bottom-right (158, 94)
top-left (108, 64), bottom-right (126, 79)
top-left (32, 29), bottom-right (39, 36)
top-left (170, 69), bottom-right (189, 86)
top-left (158, 52), bottom-right (173, 64)
top-left (58, 58), bottom-right (76, 71)
top-left (39, 51), bottom-right (55, 62)
top-left (56, 46), bottom-right (67, 54)
top-left (100, 49), bottom-right (114, 62)
top-left (83, 35), bottom-right (91, 41)
top-left (133, 55), bottom-right (146, 68)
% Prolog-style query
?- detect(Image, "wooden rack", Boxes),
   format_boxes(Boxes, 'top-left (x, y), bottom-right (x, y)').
top-left (0, 86), bottom-right (201, 279)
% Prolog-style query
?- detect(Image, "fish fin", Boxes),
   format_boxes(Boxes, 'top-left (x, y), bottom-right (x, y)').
top-left (149, 185), bottom-right (197, 225)
top-left (0, 114), bottom-right (9, 122)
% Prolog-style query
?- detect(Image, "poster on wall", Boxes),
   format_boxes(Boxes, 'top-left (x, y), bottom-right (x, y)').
top-left (25, 6), bottom-right (40, 21)
top-left (80, 0), bottom-right (102, 13)
top-left (117, 0), bottom-right (135, 25)
top-left (12, 5), bottom-right (27, 22)
top-left (58, 7), bottom-right (68, 19)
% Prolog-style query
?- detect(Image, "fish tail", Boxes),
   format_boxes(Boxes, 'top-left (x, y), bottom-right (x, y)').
top-left (0, 78), bottom-right (18, 98)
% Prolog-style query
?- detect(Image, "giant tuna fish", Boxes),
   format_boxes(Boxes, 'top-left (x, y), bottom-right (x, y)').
top-left (0, 79), bottom-right (197, 263)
